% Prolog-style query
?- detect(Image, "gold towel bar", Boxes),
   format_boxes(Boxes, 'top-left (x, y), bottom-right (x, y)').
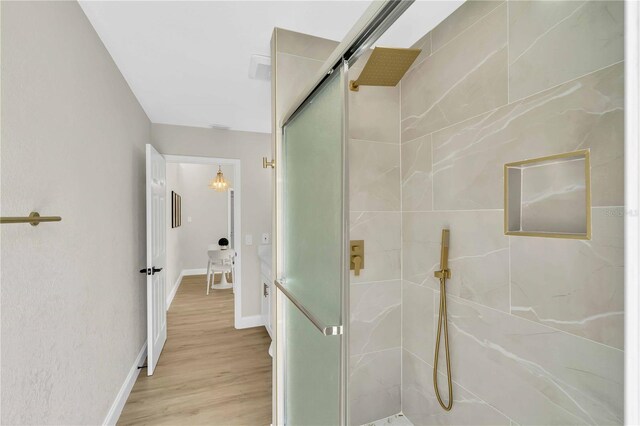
top-left (1, 212), bottom-right (62, 226)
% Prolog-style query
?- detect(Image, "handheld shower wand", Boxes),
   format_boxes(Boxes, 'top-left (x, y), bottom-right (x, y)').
top-left (433, 229), bottom-right (453, 411)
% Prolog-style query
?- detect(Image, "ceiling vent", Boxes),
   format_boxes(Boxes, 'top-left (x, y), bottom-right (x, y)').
top-left (249, 55), bottom-right (271, 81)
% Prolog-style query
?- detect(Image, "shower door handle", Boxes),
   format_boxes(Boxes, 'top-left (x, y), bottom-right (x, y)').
top-left (274, 279), bottom-right (342, 336)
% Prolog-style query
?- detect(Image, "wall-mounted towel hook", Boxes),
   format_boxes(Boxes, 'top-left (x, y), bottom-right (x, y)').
top-left (263, 157), bottom-right (275, 169)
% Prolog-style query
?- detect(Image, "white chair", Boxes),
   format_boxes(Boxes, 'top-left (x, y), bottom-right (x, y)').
top-left (206, 245), bottom-right (236, 294)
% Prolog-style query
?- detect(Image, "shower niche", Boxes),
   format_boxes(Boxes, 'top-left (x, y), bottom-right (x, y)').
top-left (504, 150), bottom-right (591, 239)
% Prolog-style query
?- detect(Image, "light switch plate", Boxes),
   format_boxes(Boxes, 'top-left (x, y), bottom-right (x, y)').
top-left (245, 234), bottom-right (253, 245)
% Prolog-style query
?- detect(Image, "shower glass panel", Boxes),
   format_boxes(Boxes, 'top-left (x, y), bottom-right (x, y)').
top-left (279, 61), bottom-right (348, 425)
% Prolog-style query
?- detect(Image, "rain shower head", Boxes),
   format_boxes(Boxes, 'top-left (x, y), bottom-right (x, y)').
top-left (349, 47), bottom-right (421, 91)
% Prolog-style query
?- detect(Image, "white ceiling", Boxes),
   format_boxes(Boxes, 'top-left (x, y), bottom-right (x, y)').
top-left (80, 1), bottom-right (463, 134)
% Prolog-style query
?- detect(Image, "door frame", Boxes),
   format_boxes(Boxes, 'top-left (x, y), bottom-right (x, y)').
top-left (164, 154), bottom-right (243, 329)
top-left (624, 0), bottom-right (640, 422)
top-left (228, 188), bottom-right (235, 250)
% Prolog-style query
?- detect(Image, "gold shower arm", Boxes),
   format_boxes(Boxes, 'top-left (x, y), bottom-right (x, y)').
top-left (1, 211), bottom-right (62, 226)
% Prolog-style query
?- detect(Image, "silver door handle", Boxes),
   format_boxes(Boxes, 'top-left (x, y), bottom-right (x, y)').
top-left (274, 279), bottom-right (342, 336)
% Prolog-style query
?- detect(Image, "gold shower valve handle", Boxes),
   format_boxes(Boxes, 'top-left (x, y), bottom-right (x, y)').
top-left (352, 255), bottom-right (362, 276)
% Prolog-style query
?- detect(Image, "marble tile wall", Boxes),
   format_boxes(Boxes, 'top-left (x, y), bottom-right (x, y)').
top-left (274, 29), bottom-right (404, 426)
top-left (398, 1), bottom-right (624, 425)
top-left (508, 1), bottom-right (624, 102)
top-left (348, 56), bottom-right (403, 426)
top-left (351, 348), bottom-right (402, 425)
top-left (274, 28), bottom-right (338, 121)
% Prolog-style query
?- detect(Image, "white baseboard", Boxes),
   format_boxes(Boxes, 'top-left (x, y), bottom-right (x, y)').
top-left (103, 341), bottom-right (147, 426)
top-left (182, 268), bottom-right (207, 276)
top-left (166, 272), bottom-right (184, 308)
top-left (235, 314), bottom-right (264, 329)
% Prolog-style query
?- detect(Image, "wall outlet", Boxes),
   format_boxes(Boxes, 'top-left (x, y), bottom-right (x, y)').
top-left (261, 233), bottom-right (270, 244)
top-left (245, 234), bottom-right (253, 245)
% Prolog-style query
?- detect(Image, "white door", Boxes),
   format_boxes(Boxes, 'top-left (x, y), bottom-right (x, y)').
top-left (145, 144), bottom-right (167, 376)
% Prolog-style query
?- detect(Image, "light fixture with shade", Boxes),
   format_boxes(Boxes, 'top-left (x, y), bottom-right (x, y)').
top-left (208, 166), bottom-right (229, 192)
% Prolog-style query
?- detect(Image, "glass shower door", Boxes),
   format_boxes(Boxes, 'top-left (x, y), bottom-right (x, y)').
top-left (276, 61), bottom-right (348, 425)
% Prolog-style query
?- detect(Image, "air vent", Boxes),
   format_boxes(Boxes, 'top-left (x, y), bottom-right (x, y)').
top-left (249, 55), bottom-right (271, 81)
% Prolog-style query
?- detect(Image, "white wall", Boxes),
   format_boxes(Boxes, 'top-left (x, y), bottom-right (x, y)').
top-left (178, 163), bottom-right (234, 270)
top-left (165, 162), bottom-right (184, 294)
top-left (151, 124), bottom-right (271, 318)
top-left (1, 2), bottom-right (150, 424)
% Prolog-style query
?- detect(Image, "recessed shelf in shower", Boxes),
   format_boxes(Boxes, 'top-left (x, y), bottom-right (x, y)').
top-left (504, 149), bottom-right (591, 239)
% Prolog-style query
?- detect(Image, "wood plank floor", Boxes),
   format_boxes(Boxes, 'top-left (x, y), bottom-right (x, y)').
top-left (118, 275), bottom-right (272, 425)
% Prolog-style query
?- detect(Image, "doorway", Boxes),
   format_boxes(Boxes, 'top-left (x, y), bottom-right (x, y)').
top-left (164, 155), bottom-right (243, 328)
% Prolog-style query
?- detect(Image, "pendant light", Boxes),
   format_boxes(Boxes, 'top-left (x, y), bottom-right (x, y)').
top-left (208, 165), bottom-right (228, 192)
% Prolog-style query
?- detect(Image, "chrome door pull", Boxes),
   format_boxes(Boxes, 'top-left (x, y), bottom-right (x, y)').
top-left (275, 279), bottom-right (342, 336)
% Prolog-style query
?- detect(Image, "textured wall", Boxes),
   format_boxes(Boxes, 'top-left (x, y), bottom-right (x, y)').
top-left (1, 1), bottom-right (151, 424)
top-left (399, 1), bottom-right (624, 424)
top-left (150, 124), bottom-right (271, 318)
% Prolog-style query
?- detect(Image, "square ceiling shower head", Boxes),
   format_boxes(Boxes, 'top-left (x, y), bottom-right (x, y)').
top-left (349, 47), bottom-right (421, 91)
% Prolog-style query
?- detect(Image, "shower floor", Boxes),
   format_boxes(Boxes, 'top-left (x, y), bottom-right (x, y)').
top-left (364, 413), bottom-right (414, 426)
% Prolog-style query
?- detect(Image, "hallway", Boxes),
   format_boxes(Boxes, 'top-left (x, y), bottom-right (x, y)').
top-left (118, 275), bottom-right (271, 425)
